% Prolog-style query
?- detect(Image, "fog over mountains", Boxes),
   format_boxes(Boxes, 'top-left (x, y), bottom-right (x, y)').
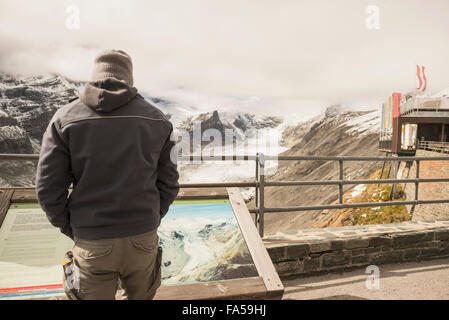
top-left (0, 72), bottom-right (388, 229)
top-left (0, 73), bottom-right (297, 185)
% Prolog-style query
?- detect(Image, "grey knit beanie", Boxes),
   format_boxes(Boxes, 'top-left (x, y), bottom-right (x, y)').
top-left (91, 50), bottom-right (134, 86)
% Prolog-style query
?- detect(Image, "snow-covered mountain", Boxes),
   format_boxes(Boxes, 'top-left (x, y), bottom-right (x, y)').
top-left (0, 72), bottom-right (403, 232)
top-left (0, 73), bottom-right (81, 152)
top-left (0, 73), bottom-right (296, 186)
top-left (0, 74), bottom-right (82, 186)
top-left (173, 109), bottom-right (293, 184)
top-left (257, 106), bottom-right (383, 232)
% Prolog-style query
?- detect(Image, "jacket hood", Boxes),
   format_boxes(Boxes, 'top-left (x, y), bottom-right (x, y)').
top-left (80, 77), bottom-right (138, 113)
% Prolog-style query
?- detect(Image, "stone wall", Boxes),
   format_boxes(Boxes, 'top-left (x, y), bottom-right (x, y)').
top-left (263, 220), bottom-right (449, 277)
top-left (400, 150), bottom-right (449, 221)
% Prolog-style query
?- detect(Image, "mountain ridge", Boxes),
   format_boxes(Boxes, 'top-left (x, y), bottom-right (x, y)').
top-left (0, 72), bottom-right (387, 233)
top-left (255, 107), bottom-right (383, 232)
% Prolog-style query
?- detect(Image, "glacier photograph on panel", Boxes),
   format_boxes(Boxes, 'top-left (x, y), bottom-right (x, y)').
top-left (159, 200), bottom-right (258, 285)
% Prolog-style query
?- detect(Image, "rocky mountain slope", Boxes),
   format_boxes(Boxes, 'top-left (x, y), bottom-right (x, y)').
top-left (0, 73), bottom-right (288, 186)
top-left (175, 110), bottom-right (287, 183)
top-left (0, 73), bottom-right (80, 152)
top-left (0, 72), bottom-right (390, 232)
top-left (308, 167), bottom-right (410, 228)
top-left (256, 106), bottom-right (384, 232)
top-left (178, 110), bottom-right (283, 147)
top-left (0, 73), bottom-right (80, 186)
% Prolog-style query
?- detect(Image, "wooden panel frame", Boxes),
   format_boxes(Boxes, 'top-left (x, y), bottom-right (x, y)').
top-left (156, 188), bottom-right (284, 300)
top-left (0, 189), bottom-right (14, 229)
top-left (155, 277), bottom-right (268, 300)
top-left (227, 187), bottom-right (284, 299)
top-left (0, 187), bottom-right (229, 204)
top-left (0, 187), bottom-right (284, 300)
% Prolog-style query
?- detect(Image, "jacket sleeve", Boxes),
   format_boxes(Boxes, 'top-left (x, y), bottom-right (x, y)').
top-left (156, 125), bottom-right (180, 221)
top-left (36, 117), bottom-right (73, 239)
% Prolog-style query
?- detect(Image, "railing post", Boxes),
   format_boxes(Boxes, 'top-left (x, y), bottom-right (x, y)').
top-left (259, 153), bottom-right (265, 237)
top-left (338, 159), bottom-right (343, 204)
top-left (255, 153), bottom-right (259, 227)
top-left (378, 158), bottom-right (386, 187)
top-left (391, 159), bottom-right (400, 200)
top-left (415, 160), bottom-right (420, 202)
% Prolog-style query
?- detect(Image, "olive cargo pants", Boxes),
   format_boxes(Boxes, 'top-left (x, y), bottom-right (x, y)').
top-left (63, 229), bottom-right (162, 300)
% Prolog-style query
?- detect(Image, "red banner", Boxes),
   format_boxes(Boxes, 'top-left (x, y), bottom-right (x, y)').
top-left (392, 93), bottom-right (402, 118)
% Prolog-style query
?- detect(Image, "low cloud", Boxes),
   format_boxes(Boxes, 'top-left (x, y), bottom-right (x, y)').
top-left (1, 0), bottom-right (448, 116)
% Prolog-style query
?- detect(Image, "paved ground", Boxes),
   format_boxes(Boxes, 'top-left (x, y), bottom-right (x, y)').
top-left (29, 258), bottom-right (449, 300)
top-left (282, 257), bottom-right (449, 300)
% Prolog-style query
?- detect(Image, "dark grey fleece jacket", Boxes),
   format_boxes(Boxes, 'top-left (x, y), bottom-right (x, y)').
top-left (36, 78), bottom-right (179, 240)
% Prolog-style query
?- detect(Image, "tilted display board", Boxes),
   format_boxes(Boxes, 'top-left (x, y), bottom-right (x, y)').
top-left (0, 188), bottom-right (283, 300)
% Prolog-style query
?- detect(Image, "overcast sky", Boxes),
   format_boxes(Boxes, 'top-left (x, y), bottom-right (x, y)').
top-left (0, 0), bottom-right (448, 117)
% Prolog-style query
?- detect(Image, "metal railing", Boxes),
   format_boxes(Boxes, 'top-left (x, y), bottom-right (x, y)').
top-left (2, 153), bottom-right (449, 237)
top-left (418, 141), bottom-right (449, 154)
top-left (400, 96), bottom-right (448, 116)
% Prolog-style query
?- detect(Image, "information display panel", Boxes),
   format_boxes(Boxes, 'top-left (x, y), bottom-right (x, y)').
top-left (0, 188), bottom-right (283, 300)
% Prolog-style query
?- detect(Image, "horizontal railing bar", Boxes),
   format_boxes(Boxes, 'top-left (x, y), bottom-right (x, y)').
top-left (0, 154), bottom-right (260, 161)
top-left (264, 177), bottom-right (449, 186)
top-left (264, 180), bottom-right (342, 186)
top-left (3, 154), bottom-right (449, 162)
top-left (0, 183), bottom-right (258, 189)
top-left (0, 187), bottom-right (37, 190)
top-left (419, 145), bottom-right (449, 147)
top-left (249, 199), bottom-right (449, 213)
top-left (266, 156), bottom-right (449, 161)
top-left (177, 155), bottom-right (258, 161)
top-left (419, 141), bottom-right (449, 144)
top-left (179, 182), bottom-right (256, 188)
top-left (0, 154), bottom-right (40, 160)
top-left (5, 177), bottom-right (449, 190)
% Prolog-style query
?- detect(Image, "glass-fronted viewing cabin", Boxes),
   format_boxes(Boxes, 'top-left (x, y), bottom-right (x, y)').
top-left (379, 91), bottom-right (449, 155)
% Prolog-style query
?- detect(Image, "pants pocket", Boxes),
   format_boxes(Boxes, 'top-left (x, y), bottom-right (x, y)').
top-left (131, 231), bottom-right (158, 254)
top-left (148, 246), bottom-right (162, 299)
top-left (71, 240), bottom-right (115, 280)
top-left (73, 239), bottom-right (114, 260)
